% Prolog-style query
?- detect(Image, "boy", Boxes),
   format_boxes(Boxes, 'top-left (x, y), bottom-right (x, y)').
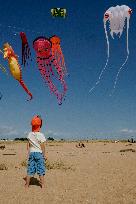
top-left (25, 115), bottom-right (46, 188)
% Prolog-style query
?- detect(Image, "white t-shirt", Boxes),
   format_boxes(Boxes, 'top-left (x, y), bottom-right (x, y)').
top-left (27, 132), bottom-right (46, 153)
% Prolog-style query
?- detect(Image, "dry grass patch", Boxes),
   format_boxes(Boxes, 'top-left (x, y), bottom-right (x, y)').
top-left (47, 143), bottom-right (63, 147)
top-left (120, 149), bottom-right (136, 153)
top-left (46, 160), bottom-right (74, 171)
top-left (21, 159), bottom-right (74, 171)
top-left (21, 160), bottom-right (27, 167)
top-left (102, 152), bottom-right (111, 154)
top-left (125, 144), bottom-right (132, 146)
top-left (0, 163), bottom-right (8, 170)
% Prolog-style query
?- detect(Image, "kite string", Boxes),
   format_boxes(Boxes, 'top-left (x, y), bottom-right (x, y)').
top-left (0, 49), bottom-right (8, 74)
top-left (0, 49), bottom-right (3, 54)
top-left (0, 23), bottom-right (42, 36)
top-left (0, 63), bottom-right (7, 75)
top-left (89, 21), bottom-right (109, 93)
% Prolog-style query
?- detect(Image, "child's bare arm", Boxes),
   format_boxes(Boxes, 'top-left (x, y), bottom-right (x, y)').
top-left (40, 142), bottom-right (46, 159)
top-left (27, 141), bottom-right (30, 158)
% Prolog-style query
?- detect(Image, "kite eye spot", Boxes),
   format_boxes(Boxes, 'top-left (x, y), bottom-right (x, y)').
top-left (128, 9), bottom-right (132, 15)
top-left (104, 13), bottom-right (109, 19)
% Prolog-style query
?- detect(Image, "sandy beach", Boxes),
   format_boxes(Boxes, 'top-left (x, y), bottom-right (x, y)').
top-left (0, 141), bottom-right (136, 204)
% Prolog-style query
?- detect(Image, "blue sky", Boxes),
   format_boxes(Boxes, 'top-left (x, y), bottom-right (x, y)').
top-left (0, 0), bottom-right (136, 140)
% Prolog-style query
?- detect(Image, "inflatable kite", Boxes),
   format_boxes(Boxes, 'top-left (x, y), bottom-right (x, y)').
top-left (33, 37), bottom-right (67, 105)
top-left (3, 43), bottom-right (32, 100)
top-left (90, 5), bottom-right (132, 94)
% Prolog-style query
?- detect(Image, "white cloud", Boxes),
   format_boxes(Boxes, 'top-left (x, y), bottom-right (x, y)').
top-left (45, 130), bottom-right (73, 139)
top-left (45, 130), bottom-right (58, 138)
top-left (120, 129), bottom-right (136, 134)
top-left (0, 126), bottom-right (19, 138)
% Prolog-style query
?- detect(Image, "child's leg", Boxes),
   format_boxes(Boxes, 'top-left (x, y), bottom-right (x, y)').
top-left (36, 153), bottom-right (46, 188)
top-left (25, 176), bottom-right (31, 187)
top-left (39, 175), bottom-right (44, 188)
top-left (26, 152), bottom-right (36, 187)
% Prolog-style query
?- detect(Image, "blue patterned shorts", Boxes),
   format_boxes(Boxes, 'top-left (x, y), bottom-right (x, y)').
top-left (27, 152), bottom-right (46, 176)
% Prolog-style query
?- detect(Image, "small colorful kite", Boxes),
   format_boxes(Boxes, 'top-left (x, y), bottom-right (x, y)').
top-left (51, 8), bottom-right (67, 18)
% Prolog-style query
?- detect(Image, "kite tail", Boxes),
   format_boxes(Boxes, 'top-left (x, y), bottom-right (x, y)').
top-left (111, 17), bottom-right (130, 95)
top-left (89, 21), bottom-right (109, 94)
top-left (19, 79), bottom-right (33, 100)
top-left (89, 57), bottom-right (109, 93)
top-left (111, 55), bottom-right (129, 95)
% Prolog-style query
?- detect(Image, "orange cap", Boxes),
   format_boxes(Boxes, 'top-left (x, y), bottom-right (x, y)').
top-left (31, 115), bottom-right (42, 132)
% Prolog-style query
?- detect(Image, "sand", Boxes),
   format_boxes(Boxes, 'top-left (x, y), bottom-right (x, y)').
top-left (0, 141), bottom-right (136, 204)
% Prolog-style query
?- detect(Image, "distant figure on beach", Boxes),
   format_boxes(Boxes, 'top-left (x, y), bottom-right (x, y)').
top-left (76, 142), bottom-right (85, 148)
top-left (0, 145), bottom-right (5, 150)
top-left (25, 115), bottom-right (46, 188)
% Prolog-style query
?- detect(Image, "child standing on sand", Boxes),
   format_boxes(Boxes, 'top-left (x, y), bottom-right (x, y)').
top-left (25, 115), bottom-right (46, 188)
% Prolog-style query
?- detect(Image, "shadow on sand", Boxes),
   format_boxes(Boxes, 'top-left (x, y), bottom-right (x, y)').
top-left (23, 177), bottom-right (41, 187)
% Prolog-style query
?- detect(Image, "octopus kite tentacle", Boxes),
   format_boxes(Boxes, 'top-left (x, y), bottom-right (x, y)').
top-left (20, 32), bottom-right (32, 67)
top-left (50, 55), bottom-right (67, 95)
top-left (36, 56), bottom-right (65, 104)
top-left (3, 43), bottom-right (33, 100)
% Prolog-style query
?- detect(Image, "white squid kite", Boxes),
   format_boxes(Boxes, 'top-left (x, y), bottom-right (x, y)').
top-left (90, 5), bottom-right (132, 94)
